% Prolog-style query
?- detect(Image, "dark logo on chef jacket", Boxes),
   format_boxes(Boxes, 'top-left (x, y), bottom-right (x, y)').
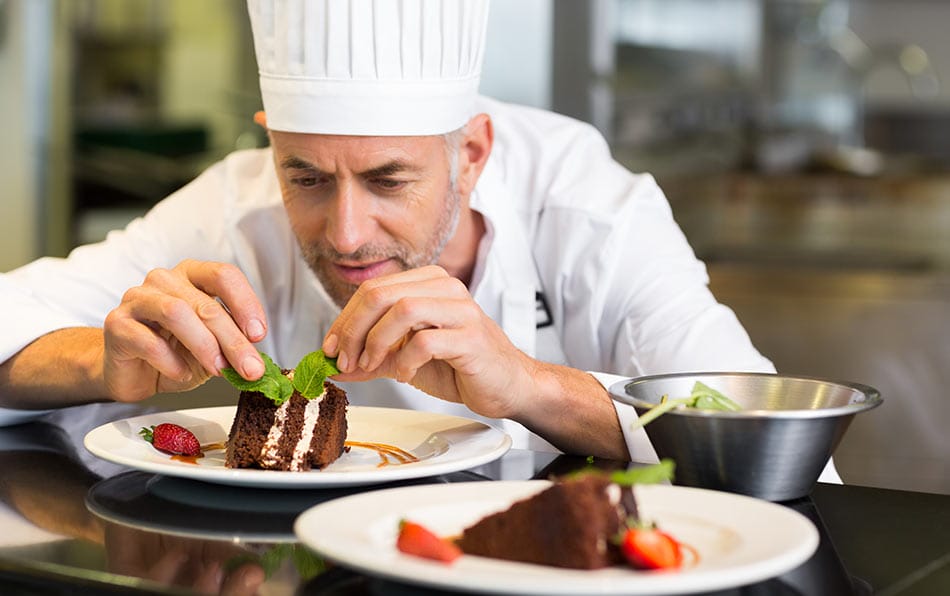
top-left (535, 291), bottom-right (553, 329)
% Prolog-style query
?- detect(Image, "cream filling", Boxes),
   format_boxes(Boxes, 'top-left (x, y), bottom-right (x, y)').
top-left (258, 369), bottom-right (327, 470)
top-left (290, 390), bottom-right (325, 471)
top-left (600, 483), bottom-right (624, 554)
top-left (260, 398), bottom-right (292, 469)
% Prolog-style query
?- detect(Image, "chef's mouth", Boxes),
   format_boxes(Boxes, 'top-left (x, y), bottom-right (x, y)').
top-left (333, 259), bottom-right (397, 284)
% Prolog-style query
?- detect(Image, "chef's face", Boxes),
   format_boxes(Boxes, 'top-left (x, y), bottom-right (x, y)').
top-left (270, 131), bottom-right (462, 308)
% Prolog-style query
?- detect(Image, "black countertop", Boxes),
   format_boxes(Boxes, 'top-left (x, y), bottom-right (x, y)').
top-left (0, 405), bottom-right (947, 595)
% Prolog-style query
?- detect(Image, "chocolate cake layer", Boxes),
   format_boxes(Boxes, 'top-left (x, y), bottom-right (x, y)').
top-left (305, 381), bottom-right (348, 469)
top-left (457, 475), bottom-right (629, 569)
top-left (225, 380), bottom-right (349, 471)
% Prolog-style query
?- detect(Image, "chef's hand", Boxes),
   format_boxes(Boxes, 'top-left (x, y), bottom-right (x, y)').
top-left (322, 266), bottom-right (538, 420)
top-left (102, 259), bottom-right (268, 401)
top-left (104, 523), bottom-right (265, 595)
top-left (324, 265), bottom-right (629, 459)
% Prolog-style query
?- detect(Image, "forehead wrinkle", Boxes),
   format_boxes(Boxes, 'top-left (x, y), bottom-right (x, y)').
top-left (280, 153), bottom-right (424, 179)
top-left (279, 155), bottom-right (321, 171)
top-left (361, 160), bottom-right (422, 178)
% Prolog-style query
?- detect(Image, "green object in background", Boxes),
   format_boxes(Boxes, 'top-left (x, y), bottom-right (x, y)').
top-left (75, 124), bottom-right (208, 157)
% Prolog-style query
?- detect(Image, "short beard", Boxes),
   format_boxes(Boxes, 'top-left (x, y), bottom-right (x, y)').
top-left (299, 183), bottom-right (462, 308)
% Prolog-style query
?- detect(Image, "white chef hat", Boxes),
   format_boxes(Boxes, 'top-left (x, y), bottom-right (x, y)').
top-left (247, 0), bottom-right (490, 136)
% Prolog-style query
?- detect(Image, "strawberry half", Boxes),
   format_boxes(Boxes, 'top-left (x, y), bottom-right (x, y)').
top-left (619, 525), bottom-right (684, 570)
top-left (396, 520), bottom-right (462, 563)
top-left (139, 423), bottom-right (201, 456)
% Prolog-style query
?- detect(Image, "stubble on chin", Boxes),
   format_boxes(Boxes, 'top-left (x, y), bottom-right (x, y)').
top-left (299, 186), bottom-right (462, 309)
top-left (301, 245), bottom-right (406, 308)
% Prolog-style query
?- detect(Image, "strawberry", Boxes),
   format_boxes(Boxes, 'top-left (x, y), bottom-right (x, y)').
top-left (139, 423), bottom-right (201, 456)
top-left (619, 524), bottom-right (683, 570)
top-left (396, 520), bottom-right (462, 563)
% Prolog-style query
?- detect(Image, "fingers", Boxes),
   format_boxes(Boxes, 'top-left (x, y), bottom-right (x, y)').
top-left (141, 261), bottom-right (266, 380)
top-left (143, 548), bottom-right (190, 584)
top-left (183, 260), bottom-right (267, 344)
top-left (220, 562), bottom-right (266, 596)
top-left (104, 308), bottom-right (195, 384)
top-left (104, 261), bottom-right (267, 402)
top-left (360, 297), bottom-right (478, 372)
top-left (323, 266), bottom-right (469, 373)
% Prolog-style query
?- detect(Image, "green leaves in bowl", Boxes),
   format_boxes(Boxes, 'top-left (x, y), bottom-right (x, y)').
top-left (630, 381), bottom-right (742, 430)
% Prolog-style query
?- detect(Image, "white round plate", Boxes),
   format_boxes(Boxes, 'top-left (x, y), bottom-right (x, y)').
top-left (294, 481), bottom-right (819, 595)
top-left (83, 406), bottom-right (511, 488)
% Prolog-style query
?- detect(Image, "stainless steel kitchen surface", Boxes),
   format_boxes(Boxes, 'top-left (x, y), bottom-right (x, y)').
top-left (661, 172), bottom-right (950, 495)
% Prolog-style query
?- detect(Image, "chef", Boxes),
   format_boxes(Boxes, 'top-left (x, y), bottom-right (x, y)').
top-left (0, 0), bottom-right (823, 474)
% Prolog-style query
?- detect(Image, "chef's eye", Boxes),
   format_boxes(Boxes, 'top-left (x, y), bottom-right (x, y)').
top-left (373, 178), bottom-right (407, 191)
top-left (291, 177), bottom-right (320, 188)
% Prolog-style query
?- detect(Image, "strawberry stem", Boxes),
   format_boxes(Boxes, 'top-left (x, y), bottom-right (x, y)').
top-left (138, 426), bottom-right (155, 444)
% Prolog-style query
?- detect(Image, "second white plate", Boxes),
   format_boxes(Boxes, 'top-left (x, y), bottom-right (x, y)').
top-left (295, 481), bottom-right (820, 595)
top-left (83, 405), bottom-right (511, 488)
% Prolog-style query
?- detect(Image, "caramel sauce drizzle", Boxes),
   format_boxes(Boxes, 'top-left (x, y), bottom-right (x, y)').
top-left (166, 440), bottom-right (418, 469)
top-left (169, 442), bottom-right (224, 465)
top-left (170, 453), bottom-right (204, 464)
top-left (680, 541), bottom-right (701, 567)
top-left (345, 440), bottom-right (420, 468)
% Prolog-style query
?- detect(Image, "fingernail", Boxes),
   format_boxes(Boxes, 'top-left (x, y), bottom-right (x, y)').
top-left (246, 319), bottom-right (265, 340)
top-left (337, 351), bottom-right (348, 372)
top-left (323, 333), bottom-right (338, 355)
top-left (243, 355), bottom-right (264, 379)
top-left (214, 354), bottom-right (228, 371)
top-left (358, 351), bottom-right (369, 370)
top-left (207, 561), bottom-right (224, 586)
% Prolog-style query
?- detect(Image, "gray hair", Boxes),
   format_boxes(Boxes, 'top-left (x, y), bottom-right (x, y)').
top-left (441, 126), bottom-right (466, 188)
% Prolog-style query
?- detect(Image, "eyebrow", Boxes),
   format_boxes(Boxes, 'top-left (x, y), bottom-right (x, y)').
top-left (279, 155), bottom-right (318, 171)
top-left (278, 155), bottom-right (422, 178)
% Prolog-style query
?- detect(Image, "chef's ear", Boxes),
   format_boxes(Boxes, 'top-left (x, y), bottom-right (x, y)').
top-left (455, 113), bottom-right (493, 198)
top-left (253, 111), bottom-right (268, 129)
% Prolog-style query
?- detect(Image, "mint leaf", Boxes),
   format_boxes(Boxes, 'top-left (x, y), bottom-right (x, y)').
top-left (292, 349), bottom-right (339, 399)
top-left (221, 352), bottom-right (294, 404)
top-left (609, 459), bottom-right (675, 486)
top-left (565, 458), bottom-right (675, 485)
top-left (292, 545), bottom-right (327, 580)
top-left (258, 543), bottom-right (294, 579)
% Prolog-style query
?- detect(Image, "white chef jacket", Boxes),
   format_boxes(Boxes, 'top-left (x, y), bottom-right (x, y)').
top-left (0, 96), bottom-right (781, 466)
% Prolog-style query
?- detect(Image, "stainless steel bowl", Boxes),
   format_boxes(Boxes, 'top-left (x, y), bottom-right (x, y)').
top-left (609, 372), bottom-right (882, 501)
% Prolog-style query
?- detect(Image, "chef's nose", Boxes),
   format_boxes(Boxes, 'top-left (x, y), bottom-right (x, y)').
top-left (324, 184), bottom-right (375, 255)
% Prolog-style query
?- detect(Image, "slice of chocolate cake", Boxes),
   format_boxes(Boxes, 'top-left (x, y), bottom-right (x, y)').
top-left (226, 379), bottom-right (348, 471)
top-left (456, 474), bottom-right (634, 569)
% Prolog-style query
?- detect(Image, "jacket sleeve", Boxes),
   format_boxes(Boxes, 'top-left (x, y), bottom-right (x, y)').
top-left (0, 156), bottom-right (239, 423)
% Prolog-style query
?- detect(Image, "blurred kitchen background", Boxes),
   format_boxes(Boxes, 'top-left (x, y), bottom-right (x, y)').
top-left (2, 0), bottom-right (947, 495)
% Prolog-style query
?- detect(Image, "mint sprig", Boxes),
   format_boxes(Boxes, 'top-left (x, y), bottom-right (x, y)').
top-left (293, 350), bottom-right (340, 398)
top-left (221, 352), bottom-right (293, 403)
top-left (630, 381), bottom-right (742, 430)
top-left (221, 350), bottom-right (338, 404)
